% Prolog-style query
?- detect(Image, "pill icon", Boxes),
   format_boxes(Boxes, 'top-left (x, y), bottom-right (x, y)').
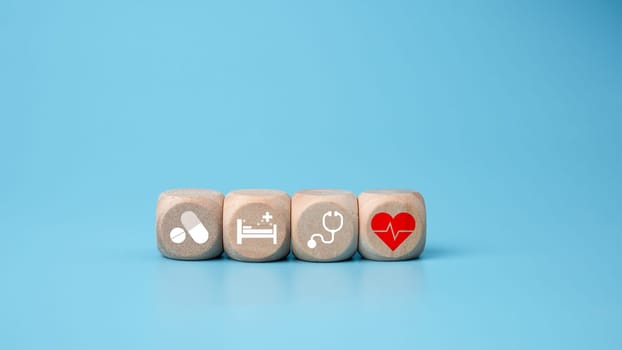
top-left (169, 227), bottom-right (187, 244)
top-left (169, 211), bottom-right (210, 244)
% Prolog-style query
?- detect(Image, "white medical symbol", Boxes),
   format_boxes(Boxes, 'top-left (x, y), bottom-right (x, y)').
top-left (237, 211), bottom-right (277, 245)
top-left (307, 210), bottom-right (344, 249)
top-left (169, 211), bottom-right (209, 244)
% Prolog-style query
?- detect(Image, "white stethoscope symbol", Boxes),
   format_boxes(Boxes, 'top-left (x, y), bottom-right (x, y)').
top-left (307, 210), bottom-right (344, 249)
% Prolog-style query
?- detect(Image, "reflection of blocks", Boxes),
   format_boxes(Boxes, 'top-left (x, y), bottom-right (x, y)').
top-left (223, 189), bottom-right (290, 262)
top-left (358, 190), bottom-right (426, 261)
top-left (291, 189), bottom-right (358, 262)
top-left (156, 189), bottom-right (224, 260)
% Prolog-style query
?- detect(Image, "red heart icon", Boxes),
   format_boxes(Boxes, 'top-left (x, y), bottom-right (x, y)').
top-left (371, 212), bottom-right (416, 251)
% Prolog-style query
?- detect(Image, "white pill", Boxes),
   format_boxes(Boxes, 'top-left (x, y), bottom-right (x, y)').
top-left (170, 227), bottom-right (186, 244)
top-left (180, 211), bottom-right (209, 244)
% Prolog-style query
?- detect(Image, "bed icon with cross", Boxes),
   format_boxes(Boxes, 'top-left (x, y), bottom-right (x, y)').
top-left (236, 211), bottom-right (278, 245)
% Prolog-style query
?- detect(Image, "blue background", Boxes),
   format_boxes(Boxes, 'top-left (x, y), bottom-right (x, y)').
top-left (1, 0), bottom-right (621, 348)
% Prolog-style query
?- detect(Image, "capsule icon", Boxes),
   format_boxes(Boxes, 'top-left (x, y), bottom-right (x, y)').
top-left (169, 211), bottom-right (209, 244)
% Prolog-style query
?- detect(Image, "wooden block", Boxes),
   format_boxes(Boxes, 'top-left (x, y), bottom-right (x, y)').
top-left (223, 189), bottom-right (290, 262)
top-left (291, 189), bottom-right (358, 262)
top-left (156, 189), bottom-right (224, 260)
top-left (358, 190), bottom-right (426, 261)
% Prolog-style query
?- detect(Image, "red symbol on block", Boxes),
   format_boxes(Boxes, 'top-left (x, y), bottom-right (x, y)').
top-left (371, 212), bottom-right (416, 251)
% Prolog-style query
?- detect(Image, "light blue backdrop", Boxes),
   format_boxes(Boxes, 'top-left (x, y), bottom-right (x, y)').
top-left (1, 0), bottom-right (621, 349)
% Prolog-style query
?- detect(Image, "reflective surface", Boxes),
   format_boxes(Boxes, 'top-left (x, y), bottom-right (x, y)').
top-left (2, 0), bottom-right (621, 348)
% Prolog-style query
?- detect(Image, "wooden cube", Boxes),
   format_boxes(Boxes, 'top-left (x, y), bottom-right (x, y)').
top-left (156, 189), bottom-right (224, 260)
top-left (291, 189), bottom-right (358, 262)
top-left (223, 189), bottom-right (290, 262)
top-left (358, 190), bottom-right (426, 261)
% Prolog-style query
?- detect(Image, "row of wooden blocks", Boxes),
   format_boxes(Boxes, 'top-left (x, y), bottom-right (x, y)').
top-left (156, 189), bottom-right (426, 262)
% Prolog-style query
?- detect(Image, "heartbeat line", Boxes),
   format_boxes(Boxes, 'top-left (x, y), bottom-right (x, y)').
top-left (375, 222), bottom-right (414, 240)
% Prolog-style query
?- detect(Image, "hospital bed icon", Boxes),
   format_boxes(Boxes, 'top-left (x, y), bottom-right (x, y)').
top-left (236, 219), bottom-right (278, 245)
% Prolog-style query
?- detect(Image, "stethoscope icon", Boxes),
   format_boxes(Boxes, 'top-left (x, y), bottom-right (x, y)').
top-left (307, 210), bottom-right (344, 249)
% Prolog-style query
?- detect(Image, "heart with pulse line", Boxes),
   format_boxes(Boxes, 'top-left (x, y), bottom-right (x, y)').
top-left (371, 212), bottom-right (416, 251)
